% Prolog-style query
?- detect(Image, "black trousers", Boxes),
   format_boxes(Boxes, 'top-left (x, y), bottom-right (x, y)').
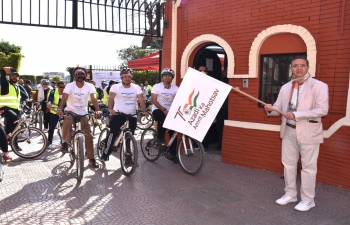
top-left (0, 124), bottom-right (8, 152)
top-left (102, 115), bottom-right (137, 155)
top-left (1, 108), bottom-right (20, 135)
top-left (48, 113), bottom-right (59, 143)
top-left (41, 103), bottom-right (50, 129)
top-left (152, 109), bottom-right (177, 156)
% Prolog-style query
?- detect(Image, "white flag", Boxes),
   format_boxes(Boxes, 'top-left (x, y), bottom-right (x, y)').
top-left (163, 68), bottom-right (231, 142)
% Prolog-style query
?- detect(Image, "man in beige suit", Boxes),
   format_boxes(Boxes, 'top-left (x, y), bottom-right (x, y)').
top-left (264, 57), bottom-right (329, 212)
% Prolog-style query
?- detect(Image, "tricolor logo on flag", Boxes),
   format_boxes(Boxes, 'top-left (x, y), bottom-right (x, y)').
top-left (183, 89), bottom-right (200, 115)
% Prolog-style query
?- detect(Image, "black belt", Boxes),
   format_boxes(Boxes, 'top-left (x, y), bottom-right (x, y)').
top-left (286, 123), bottom-right (296, 129)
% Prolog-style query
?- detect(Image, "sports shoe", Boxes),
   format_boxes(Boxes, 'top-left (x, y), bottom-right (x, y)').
top-left (3, 152), bottom-right (12, 162)
top-left (60, 142), bottom-right (69, 153)
top-left (166, 155), bottom-right (178, 164)
top-left (294, 200), bottom-right (315, 211)
top-left (124, 155), bottom-right (134, 167)
top-left (43, 128), bottom-right (48, 132)
top-left (157, 138), bottom-right (165, 144)
top-left (89, 158), bottom-right (99, 168)
top-left (275, 195), bottom-right (298, 205)
top-left (100, 153), bottom-right (109, 162)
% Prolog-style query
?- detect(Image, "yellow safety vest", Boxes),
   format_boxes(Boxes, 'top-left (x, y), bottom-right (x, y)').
top-left (50, 88), bottom-right (60, 114)
top-left (0, 83), bottom-right (21, 110)
top-left (102, 91), bottom-right (109, 105)
top-left (88, 89), bottom-right (99, 106)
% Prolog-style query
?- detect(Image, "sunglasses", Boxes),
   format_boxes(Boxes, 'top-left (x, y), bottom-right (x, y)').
top-left (58, 86), bottom-right (65, 89)
top-left (42, 83), bottom-right (49, 85)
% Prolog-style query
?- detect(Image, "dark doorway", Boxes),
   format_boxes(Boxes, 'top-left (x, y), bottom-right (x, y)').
top-left (193, 44), bottom-right (226, 81)
top-left (193, 44), bottom-right (228, 153)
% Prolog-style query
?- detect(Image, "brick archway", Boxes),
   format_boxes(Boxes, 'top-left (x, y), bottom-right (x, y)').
top-left (245, 24), bottom-right (317, 78)
top-left (180, 34), bottom-right (234, 78)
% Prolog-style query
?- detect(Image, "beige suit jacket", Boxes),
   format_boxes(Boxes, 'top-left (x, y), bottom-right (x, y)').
top-left (268, 77), bottom-right (329, 144)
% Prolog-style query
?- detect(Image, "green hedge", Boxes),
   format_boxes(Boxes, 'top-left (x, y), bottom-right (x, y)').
top-left (132, 70), bottom-right (160, 86)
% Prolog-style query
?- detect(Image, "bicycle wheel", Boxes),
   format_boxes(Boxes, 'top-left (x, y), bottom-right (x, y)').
top-left (177, 136), bottom-right (205, 175)
top-left (97, 127), bottom-right (110, 158)
top-left (16, 123), bottom-right (29, 143)
top-left (37, 110), bottom-right (44, 130)
top-left (75, 135), bottom-right (85, 181)
top-left (120, 133), bottom-right (138, 176)
top-left (140, 128), bottom-right (161, 162)
top-left (10, 127), bottom-right (48, 159)
top-left (56, 119), bottom-right (63, 144)
top-left (137, 112), bottom-right (154, 130)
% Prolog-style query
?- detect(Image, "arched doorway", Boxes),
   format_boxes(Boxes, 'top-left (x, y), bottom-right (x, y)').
top-left (193, 43), bottom-right (228, 152)
top-left (193, 44), bottom-right (227, 81)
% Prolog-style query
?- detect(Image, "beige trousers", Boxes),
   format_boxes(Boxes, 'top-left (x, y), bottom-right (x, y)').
top-left (62, 114), bottom-right (94, 159)
top-left (281, 126), bottom-right (320, 202)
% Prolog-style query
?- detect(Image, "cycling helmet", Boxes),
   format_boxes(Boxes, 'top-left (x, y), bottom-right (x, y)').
top-left (120, 68), bottom-right (133, 78)
top-left (72, 67), bottom-right (87, 78)
top-left (161, 68), bottom-right (175, 78)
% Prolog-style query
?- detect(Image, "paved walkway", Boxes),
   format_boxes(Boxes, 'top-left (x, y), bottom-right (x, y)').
top-left (1, 129), bottom-right (350, 225)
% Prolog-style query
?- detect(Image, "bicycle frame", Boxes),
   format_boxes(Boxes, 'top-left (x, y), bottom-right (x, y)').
top-left (72, 121), bottom-right (85, 156)
top-left (112, 118), bottom-right (132, 150)
top-left (164, 131), bottom-right (195, 155)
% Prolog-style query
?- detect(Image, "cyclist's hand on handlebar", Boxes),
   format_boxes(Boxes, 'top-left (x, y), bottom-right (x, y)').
top-left (109, 109), bottom-right (116, 116)
top-left (57, 110), bottom-right (63, 118)
top-left (95, 111), bottom-right (102, 118)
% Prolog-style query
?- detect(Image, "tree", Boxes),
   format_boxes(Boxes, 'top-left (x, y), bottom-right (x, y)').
top-left (117, 45), bottom-right (157, 69)
top-left (140, 2), bottom-right (164, 49)
top-left (52, 75), bottom-right (62, 83)
top-left (0, 39), bottom-right (22, 55)
top-left (0, 40), bottom-right (24, 71)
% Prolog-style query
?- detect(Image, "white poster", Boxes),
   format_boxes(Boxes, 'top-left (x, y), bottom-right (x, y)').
top-left (163, 68), bottom-right (232, 142)
top-left (92, 71), bottom-right (121, 88)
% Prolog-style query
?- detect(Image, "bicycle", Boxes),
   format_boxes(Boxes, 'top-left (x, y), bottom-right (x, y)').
top-left (89, 103), bottom-right (108, 135)
top-left (136, 109), bottom-right (154, 130)
top-left (140, 128), bottom-right (205, 175)
top-left (27, 101), bottom-right (44, 130)
top-left (61, 111), bottom-right (89, 181)
top-left (97, 112), bottom-right (138, 176)
top-left (6, 103), bottom-right (48, 159)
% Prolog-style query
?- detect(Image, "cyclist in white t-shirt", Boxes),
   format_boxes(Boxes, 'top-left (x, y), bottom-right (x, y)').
top-left (100, 68), bottom-right (148, 163)
top-left (57, 67), bottom-right (102, 168)
top-left (151, 68), bottom-right (179, 163)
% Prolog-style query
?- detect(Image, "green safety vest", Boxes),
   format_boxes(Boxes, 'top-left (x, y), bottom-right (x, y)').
top-left (0, 83), bottom-right (21, 110)
top-left (102, 91), bottom-right (109, 105)
top-left (88, 89), bottom-right (99, 106)
top-left (50, 88), bottom-right (60, 114)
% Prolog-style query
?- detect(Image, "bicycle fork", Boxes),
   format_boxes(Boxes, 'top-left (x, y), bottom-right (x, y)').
top-left (181, 135), bottom-right (194, 155)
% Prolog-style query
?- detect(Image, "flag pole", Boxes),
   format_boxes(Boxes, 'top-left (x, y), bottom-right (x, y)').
top-left (231, 87), bottom-right (285, 115)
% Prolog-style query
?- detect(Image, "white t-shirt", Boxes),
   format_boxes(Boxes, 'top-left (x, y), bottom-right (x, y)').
top-left (151, 83), bottom-right (178, 111)
top-left (110, 83), bottom-right (142, 114)
top-left (63, 81), bottom-right (96, 115)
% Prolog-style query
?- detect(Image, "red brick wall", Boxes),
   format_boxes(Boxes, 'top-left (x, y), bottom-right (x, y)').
top-left (162, 0), bottom-right (350, 189)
